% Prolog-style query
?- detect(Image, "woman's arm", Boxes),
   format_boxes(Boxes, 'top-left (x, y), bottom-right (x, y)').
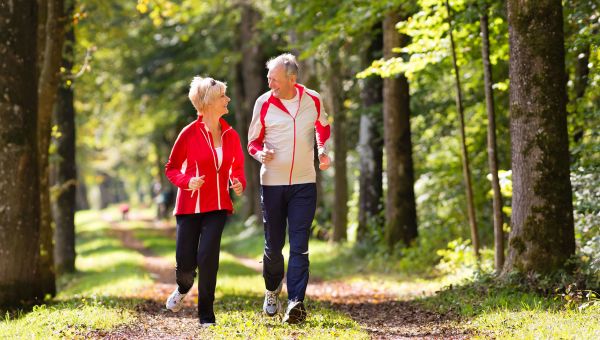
top-left (165, 128), bottom-right (193, 189)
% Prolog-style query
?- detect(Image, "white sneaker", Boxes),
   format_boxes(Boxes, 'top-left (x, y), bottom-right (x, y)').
top-left (165, 288), bottom-right (187, 312)
top-left (283, 300), bottom-right (307, 324)
top-left (200, 322), bottom-right (215, 328)
top-left (263, 281), bottom-right (283, 316)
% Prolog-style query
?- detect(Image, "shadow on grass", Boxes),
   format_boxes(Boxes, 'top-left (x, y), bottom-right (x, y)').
top-left (219, 257), bottom-right (260, 277)
top-left (131, 228), bottom-right (175, 257)
top-left (221, 224), bottom-right (264, 259)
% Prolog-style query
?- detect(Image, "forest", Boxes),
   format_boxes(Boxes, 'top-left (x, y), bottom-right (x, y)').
top-left (1, 0), bottom-right (599, 338)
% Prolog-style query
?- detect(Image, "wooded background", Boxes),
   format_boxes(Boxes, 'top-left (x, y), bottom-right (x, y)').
top-left (1, 0), bottom-right (598, 307)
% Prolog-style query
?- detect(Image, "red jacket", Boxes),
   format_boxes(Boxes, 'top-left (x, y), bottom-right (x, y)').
top-left (165, 116), bottom-right (246, 215)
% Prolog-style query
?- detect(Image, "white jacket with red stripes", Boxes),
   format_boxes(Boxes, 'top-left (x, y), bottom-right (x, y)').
top-left (248, 84), bottom-right (331, 186)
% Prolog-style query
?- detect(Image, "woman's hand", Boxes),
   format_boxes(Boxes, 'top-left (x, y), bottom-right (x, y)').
top-left (230, 178), bottom-right (243, 196)
top-left (188, 175), bottom-right (205, 190)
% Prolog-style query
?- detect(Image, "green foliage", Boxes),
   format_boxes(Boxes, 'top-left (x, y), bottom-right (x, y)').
top-left (71, 0), bottom-right (598, 295)
top-left (556, 283), bottom-right (599, 311)
top-left (436, 238), bottom-right (493, 277)
top-left (571, 168), bottom-right (600, 284)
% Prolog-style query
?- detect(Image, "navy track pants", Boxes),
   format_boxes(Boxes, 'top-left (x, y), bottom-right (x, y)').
top-left (261, 183), bottom-right (316, 302)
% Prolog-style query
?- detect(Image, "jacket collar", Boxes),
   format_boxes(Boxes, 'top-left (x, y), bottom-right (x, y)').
top-left (268, 83), bottom-right (306, 115)
top-left (196, 114), bottom-right (232, 132)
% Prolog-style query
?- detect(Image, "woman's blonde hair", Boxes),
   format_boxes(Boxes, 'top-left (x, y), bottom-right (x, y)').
top-left (188, 76), bottom-right (227, 113)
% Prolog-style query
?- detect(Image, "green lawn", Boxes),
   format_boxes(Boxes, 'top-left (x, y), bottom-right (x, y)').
top-left (419, 280), bottom-right (600, 339)
top-left (0, 209), bottom-right (152, 339)
top-left (0, 208), bottom-right (369, 339)
top-left (2, 207), bottom-right (598, 339)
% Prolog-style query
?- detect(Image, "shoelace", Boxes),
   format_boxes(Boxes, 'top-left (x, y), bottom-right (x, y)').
top-left (266, 291), bottom-right (277, 305)
top-left (171, 292), bottom-right (184, 304)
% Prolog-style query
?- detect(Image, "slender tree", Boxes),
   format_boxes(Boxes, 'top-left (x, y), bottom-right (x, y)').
top-left (504, 0), bottom-right (575, 274)
top-left (383, 11), bottom-right (418, 249)
top-left (232, 1), bottom-right (265, 221)
top-left (51, 0), bottom-right (77, 274)
top-left (479, 4), bottom-right (504, 271)
top-left (0, 0), bottom-right (42, 307)
top-left (327, 46), bottom-right (348, 242)
top-left (445, 0), bottom-right (480, 257)
top-left (358, 24), bottom-right (384, 240)
top-left (36, 0), bottom-right (67, 297)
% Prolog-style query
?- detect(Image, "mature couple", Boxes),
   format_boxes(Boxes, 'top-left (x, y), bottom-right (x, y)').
top-left (163, 53), bottom-right (331, 326)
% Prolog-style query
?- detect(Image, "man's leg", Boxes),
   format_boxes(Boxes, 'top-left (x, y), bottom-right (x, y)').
top-left (286, 183), bottom-right (316, 302)
top-left (196, 210), bottom-right (227, 324)
top-left (261, 185), bottom-right (288, 291)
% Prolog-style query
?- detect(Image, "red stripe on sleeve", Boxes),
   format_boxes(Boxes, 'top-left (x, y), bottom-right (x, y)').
top-left (248, 101), bottom-right (269, 155)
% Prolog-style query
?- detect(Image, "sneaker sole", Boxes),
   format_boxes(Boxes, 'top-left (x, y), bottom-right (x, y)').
top-left (166, 303), bottom-right (184, 312)
top-left (283, 307), bottom-right (306, 324)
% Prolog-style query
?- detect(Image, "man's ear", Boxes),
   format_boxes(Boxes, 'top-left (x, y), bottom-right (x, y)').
top-left (290, 74), bottom-right (297, 84)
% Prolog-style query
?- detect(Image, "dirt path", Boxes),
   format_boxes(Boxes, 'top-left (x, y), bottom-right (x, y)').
top-left (91, 217), bottom-right (468, 339)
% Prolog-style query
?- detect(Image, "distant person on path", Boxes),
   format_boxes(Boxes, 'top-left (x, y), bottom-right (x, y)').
top-left (248, 53), bottom-right (331, 324)
top-left (164, 76), bottom-right (246, 327)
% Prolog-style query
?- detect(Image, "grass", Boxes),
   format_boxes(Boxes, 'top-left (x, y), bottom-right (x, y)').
top-left (419, 277), bottom-right (600, 339)
top-left (222, 217), bottom-right (600, 338)
top-left (221, 221), bottom-right (449, 299)
top-left (0, 207), bottom-right (369, 339)
top-left (131, 213), bottom-right (371, 338)
top-left (4, 207), bottom-right (598, 339)
top-left (0, 209), bottom-right (152, 339)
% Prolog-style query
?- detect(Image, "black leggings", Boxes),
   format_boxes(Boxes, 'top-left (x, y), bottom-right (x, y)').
top-left (175, 210), bottom-right (227, 323)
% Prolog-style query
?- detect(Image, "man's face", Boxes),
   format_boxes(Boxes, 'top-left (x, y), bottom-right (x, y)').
top-left (267, 65), bottom-right (296, 99)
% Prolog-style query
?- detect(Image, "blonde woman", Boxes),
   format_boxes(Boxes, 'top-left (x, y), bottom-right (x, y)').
top-left (164, 76), bottom-right (246, 327)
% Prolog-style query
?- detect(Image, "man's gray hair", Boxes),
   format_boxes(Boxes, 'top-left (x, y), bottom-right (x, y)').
top-left (266, 53), bottom-right (299, 77)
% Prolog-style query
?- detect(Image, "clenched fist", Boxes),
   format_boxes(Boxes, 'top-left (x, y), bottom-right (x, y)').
top-left (188, 175), bottom-right (205, 190)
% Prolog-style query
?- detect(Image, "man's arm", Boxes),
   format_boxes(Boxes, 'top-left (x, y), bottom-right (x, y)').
top-left (313, 93), bottom-right (331, 170)
top-left (248, 98), bottom-right (268, 163)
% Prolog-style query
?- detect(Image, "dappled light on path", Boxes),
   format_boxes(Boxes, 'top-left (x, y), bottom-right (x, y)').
top-left (89, 212), bottom-right (468, 339)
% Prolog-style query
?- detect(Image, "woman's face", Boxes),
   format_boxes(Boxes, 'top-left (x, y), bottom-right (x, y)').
top-left (210, 90), bottom-right (230, 116)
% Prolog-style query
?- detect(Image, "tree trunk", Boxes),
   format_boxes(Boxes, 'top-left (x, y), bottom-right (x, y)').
top-left (383, 11), bottom-right (418, 249)
top-left (327, 49), bottom-right (348, 242)
top-left (36, 0), bottom-right (66, 297)
top-left (358, 24), bottom-right (384, 240)
top-left (479, 10), bottom-right (505, 273)
top-left (504, 0), bottom-right (575, 274)
top-left (0, 0), bottom-right (43, 307)
top-left (234, 2), bottom-right (265, 221)
top-left (75, 170), bottom-right (90, 210)
top-left (51, 2), bottom-right (76, 274)
top-left (445, 0), bottom-right (479, 257)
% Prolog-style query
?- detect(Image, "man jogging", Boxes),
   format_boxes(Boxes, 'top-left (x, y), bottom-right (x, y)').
top-left (248, 53), bottom-right (331, 324)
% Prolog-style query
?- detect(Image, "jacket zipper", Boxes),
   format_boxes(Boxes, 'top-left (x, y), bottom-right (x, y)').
top-left (199, 122), bottom-right (232, 211)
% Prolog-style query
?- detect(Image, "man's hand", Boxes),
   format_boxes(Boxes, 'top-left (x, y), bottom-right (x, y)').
top-left (188, 175), bottom-right (205, 190)
top-left (318, 154), bottom-right (331, 170)
top-left (259, 148), bottom-right (275, 164)
top-left (230, 178), bottom-right (243, 196)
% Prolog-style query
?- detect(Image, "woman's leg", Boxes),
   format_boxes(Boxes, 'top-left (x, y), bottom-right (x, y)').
top-left (175, 214), bottom-right (202, 293)
top-left (196, 210), bottom-right (227, 323)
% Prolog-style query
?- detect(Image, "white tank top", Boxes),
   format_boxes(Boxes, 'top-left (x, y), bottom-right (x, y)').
top-left (215, 146), bottom-right (222, 168)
